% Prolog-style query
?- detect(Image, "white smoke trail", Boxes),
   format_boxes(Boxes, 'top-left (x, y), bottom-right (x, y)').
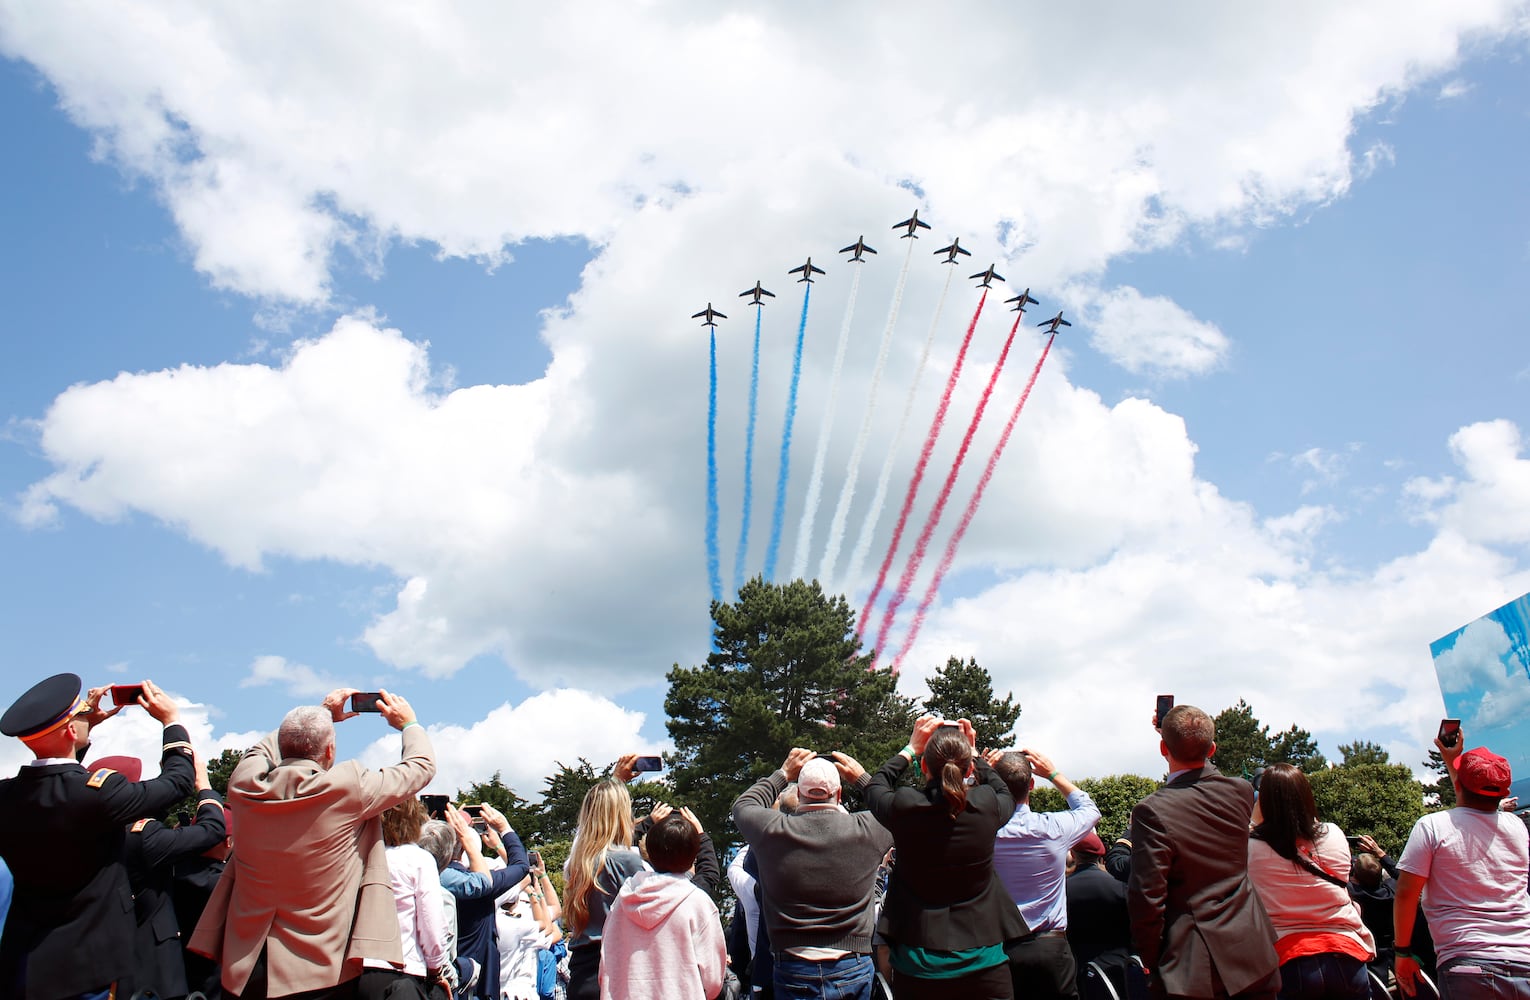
top-left (818, 238), bottom-right (915, 583)
top-left (790, 264), bottom-right (862, 580)
top-left (840, 264), bottom-right (954, 594)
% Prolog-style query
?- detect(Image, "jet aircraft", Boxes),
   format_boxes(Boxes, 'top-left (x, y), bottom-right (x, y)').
top-left (970, 264), bottom-right (1005, 288)
top-left (1037, 311), bottom-right (1072, 334)
top-left (739, 281), bottom-right (776, 306)
top-left (1005, 288), bottom-right (1039, 313)
top-left (893, 211), bottom-right (932, 238)
top-left (840, 236), bottom-right (878, 262)
top-left (789, 258), bottom-right (826, 283)
top-left (692, 303), bottom-right (727, 328)
top-left (934, 238), bottom-right (971, 263)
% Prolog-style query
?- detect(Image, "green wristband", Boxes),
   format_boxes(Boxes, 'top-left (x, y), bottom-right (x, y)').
top-left (899, 745), bottom-right (916, 760)
top-left (1048, 770), bottom-right (1060, 782)
top-left (401, 720), bottom-right (420, 731)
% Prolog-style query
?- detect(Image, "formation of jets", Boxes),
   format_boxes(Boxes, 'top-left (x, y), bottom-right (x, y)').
top-left (840, 236), bottom-right (877, 262)
top-left (691, 213), bottom-right (1074, 342)
top-left (789, 257), bottom-right (826, 283)
top-left (691, 303), bottom-right (727, 328)
top-left (739, 281), bottom-right (775, 307)
top-left (970, 264), bottom-right (1004, 288)
top-left (934, 238), bottom-right (971, 264)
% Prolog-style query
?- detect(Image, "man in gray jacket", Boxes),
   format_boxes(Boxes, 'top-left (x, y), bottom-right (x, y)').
top-left (732, 748), bottom-right (892, 1000)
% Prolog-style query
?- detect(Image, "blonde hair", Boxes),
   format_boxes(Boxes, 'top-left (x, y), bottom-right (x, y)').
top-left (564, 779), bottom-right (634, 938)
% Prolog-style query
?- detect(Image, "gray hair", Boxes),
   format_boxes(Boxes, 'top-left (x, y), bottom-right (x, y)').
top-left (277, 706), bottom-right (335, 763)
top-left (418, 820), bottom-right (457, 873)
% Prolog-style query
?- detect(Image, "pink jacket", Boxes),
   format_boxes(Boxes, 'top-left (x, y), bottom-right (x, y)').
top-left (599, 870), bottom-right (727, 1000)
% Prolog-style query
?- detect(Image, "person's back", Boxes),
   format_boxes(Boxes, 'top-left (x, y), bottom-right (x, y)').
top-left (600, 813), bottom-right (726, 1000)
top-left (1127, 705), bottom-right (1278, 1000)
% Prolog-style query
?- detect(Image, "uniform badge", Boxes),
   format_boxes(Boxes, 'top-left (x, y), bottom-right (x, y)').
top-left (86, 767), bottom-right (117, 788)
top-left (131, 818), bottom-right (151, 832)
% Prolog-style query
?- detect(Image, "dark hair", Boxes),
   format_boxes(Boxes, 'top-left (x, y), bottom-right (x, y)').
top-left (1161, 705), bottom-right (1215, 762)
top-left (644, 812), bottom-right (701, 874)
top-left (924, 727), bottom-right (973, 819)
top-left (1352, 852), bottom-right (1383, 891)
top-left (1250, 763), bottom-right (1321, 862)
top-left (992, 751), bottom-right (1032, 803)
top-left (381, 798), bottom-right (428, 848)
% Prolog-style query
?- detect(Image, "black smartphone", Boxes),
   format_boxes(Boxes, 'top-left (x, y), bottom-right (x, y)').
top-left (1347, 835), bottom-right (1362, 849)
top-left (1155, 694), bottom-right (1174, 728)
top-left (633, 755), bottom-right (663, 773)
top-left (420, 794), bottom-right (449, 818)
top-left (1438, 718), bottom-right (1461, 748)
top-left (109, 684), bottom-right (145, 707)
top-left (461, 804), bottom-right (484, 819)
top-left (529, 850), bottom-right (542, 869)
top-left (349, 692), bottom-right (384, 713)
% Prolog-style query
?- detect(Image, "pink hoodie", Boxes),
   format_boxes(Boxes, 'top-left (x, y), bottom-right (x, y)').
top-left (598, 870), bottom-right (728, 1000)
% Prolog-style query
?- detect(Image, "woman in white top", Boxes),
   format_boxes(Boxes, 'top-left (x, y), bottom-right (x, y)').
top-left (359, 798), bottom-right (453, 999)
top-left (1247, 764), bottom-right (1374, 1000)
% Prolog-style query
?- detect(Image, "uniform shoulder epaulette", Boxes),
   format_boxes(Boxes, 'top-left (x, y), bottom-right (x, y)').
top-left (86, 767), bottom-right (117, 788)
top-left (131, 818), bottom-right (151, 833)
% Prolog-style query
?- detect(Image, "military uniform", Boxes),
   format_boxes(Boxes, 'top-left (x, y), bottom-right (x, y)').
top-left (125, 790), bottom-right (227, 999)
top-left (0, 674), bottom-right (196, 1000)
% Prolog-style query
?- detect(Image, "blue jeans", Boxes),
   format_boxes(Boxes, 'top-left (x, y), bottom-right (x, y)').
top-left (1278, 952), bottom-right (1369, 1000)
top-left (774, 953), bottom-right (876, 1000)
top-left (1438, 957), bottom-right (1530, 1000)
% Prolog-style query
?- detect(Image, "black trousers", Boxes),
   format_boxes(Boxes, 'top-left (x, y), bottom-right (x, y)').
top-left (225, 948), bottom-right (358, 1000)
top-left (895, 962), bottom-right (1013, 999)
top-left (1006, 932), bottom-right (1080, 1000)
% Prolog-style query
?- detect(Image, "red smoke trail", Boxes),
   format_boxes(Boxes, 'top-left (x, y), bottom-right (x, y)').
top-left (872, 303), bottom-right (1019, 665)
top-left (857, 289), bottom-right (988, 651)
top-left (889, 332), bottom-right (1057, 673)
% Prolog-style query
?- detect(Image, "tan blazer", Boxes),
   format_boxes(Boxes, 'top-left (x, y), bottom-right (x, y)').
top-left (189, 724), bottom-right (435, 996)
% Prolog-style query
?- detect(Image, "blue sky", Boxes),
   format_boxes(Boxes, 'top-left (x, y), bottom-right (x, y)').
top-left (2, 5), bottom-right (1529, 793)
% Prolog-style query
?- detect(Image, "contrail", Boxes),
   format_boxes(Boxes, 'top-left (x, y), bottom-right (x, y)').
top-left (732, 308), bottom-right (763, 594)
top-left (705, 328), bottom-right (721, 603)
top-left (858, 288), bottom-right (988, 647)
top-left (819, 239), bottom-right (915, 583)
top-left (890, 331), bottom-right (1057, 672)
top-left (841, 264), bottom-right (954, 595)
top-left (791, 265), bottom-right (862, 580)
top-left (873, 291), bottom-right (1009, 662)
top-left (763, 283), bottom-right (812, 581)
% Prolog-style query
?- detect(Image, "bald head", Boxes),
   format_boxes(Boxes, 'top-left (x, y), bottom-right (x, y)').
top-left (278, 705), bottom-right (335, 765)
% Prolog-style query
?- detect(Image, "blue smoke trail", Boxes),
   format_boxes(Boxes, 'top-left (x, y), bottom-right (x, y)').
top-left (733, 308), bottom-right (762, 594)
top-left (764, 284), bottom-right (811, 580)
top-left (706, 329), bottom-right (722, 603)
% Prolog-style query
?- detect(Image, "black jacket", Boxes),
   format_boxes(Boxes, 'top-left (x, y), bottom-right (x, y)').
top-left (124, 790), bottom-right (227, 998)
top-left (0, 724), bottom-right (195, 999)
top-left (1067, 865), bottom-right (1133, 967)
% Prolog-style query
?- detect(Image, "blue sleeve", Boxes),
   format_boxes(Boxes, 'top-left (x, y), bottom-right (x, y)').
top-left (441, 864), bottom-right (495, 900)
top-left (493, 829), bottom-right (530, 890)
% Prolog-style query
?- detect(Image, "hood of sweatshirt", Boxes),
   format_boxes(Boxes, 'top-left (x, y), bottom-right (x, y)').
top-left (614, 869), bottom-right (700, 931)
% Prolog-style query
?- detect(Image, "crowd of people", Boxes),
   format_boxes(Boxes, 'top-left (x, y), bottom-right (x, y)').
top-left (0, 674), bottom-right (1527, 1000)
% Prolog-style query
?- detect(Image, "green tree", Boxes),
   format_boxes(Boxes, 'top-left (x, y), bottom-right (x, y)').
top-left (457, 771), bottom-right (543, 843)
top-left (665, 578), bottom-right (917, 837)
top-left (922, 656), bottom-right (1021, 749)
top-left (1423, 749), bottom-right (1456, 810)
top-left (1269, 725), bottom-right (1327, 773)
top-left (539, 758), bottom-right (602, 841)
top-left (1210, 700), bottom-right (1270, 779)
top-left (1338, 741), bottom-right (1390, 767)
top-left (205, 748), bottom-right (243, 795)
top-left (1077, 774), bottom-right (1160, 841)
top-left (1309, 762), bottom-right (1425, 850)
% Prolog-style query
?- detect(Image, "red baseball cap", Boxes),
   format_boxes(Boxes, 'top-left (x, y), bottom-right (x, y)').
top-left (1456, 747), bottom-right (1512, 798)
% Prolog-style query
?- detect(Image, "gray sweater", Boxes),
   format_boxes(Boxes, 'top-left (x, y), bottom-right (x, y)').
top-left (732, 770), bottom-right (894, 955)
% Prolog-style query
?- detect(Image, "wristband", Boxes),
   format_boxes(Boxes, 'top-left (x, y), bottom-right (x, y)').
top-left (1394, 947), bottom-right (1414, 960)
top-left (1048, 770), bottom-right (1060, 782)
top-left (401, 720), bottom-right (420, 731)
top-left (898, 745), bottom-right (916, 761)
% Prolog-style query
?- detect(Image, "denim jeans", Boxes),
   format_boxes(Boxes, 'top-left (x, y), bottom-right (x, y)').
top-left (1438, 957), bottom-right (1530, 1000)
top-left (1278, 952), bottom-right (1370, 1000)
top-left (774, 953), bottom-right (876, 1000)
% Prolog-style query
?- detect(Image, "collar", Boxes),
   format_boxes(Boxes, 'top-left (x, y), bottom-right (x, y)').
top-left (26, 757), bottom-right (80, 767)
top-left (1165, 766), bottom-right (1197, 783)
top-left (796, 802), bottom-right (849, 814)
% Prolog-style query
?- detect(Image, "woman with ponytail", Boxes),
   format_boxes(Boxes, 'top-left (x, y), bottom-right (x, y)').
top-left (866, 715), bottom-right (1028, 999)
top-left (562, 778), bottom-right (646, 1000)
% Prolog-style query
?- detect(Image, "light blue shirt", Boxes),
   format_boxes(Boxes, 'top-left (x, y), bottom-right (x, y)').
top-left (993, 789), bottom-right (1101, 932)
top-left (438, 864), bottom-right (493, 899)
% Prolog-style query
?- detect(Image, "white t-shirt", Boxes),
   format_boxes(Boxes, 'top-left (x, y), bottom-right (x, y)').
top-left (496, 904), bottom-right (553, 1000)
top-left (1397, 807), bottom-right (1530, 964)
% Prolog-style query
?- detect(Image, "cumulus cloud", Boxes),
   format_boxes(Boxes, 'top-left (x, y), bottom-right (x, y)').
top-left (357, 689), bottom-right (655, 799)
top-left (1085, 286), bottom-right (1229, 376)
top-left (1405, 420), bottom-right (1530, 545)
top-left (239, 655), bottom-right (343, 699)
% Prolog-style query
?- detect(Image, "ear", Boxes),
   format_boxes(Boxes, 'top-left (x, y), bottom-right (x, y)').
top-left (1159, 739), bottom-right (1170, 760)
top-left (1206, 741), bottom-right (1217, 761)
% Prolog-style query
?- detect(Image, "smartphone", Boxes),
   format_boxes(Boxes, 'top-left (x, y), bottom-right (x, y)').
top-left (633, 755), bottom-right (663, 773)
top-left (420, 794), bottom-right (449, 818)
top-left (349, 692), bottom-right (384, 713)
top-left (461, 804), bottom-right (484, 819)
top-left (1155, 694), bottom-right (1174, 728)
top-left (472, 818), bottom-right (487, 833)
top-left (529, 850), bottom-right (542, 869)
top-left (109, 684), bottom-right (145, 707)
top-left (1346, 835), bottom-right (1362, 849)
top-left (1438, 718), bottom-right (1461, 748)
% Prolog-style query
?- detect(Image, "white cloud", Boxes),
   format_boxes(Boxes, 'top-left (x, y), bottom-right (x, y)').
top-left (1085, 286), bottom-right (1229, 376)
top-left (357, 689), bottom-right (656, 800)
top-left (239, 655), bottom-right (343, 699)
top-left (1405, 420), bottom-right (1530, 545)
top-left (1438, 78), bottom-right (1476, 98)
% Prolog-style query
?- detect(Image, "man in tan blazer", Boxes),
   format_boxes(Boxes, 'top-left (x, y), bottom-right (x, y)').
top-left (190, 687), bottom-right (435, 999)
